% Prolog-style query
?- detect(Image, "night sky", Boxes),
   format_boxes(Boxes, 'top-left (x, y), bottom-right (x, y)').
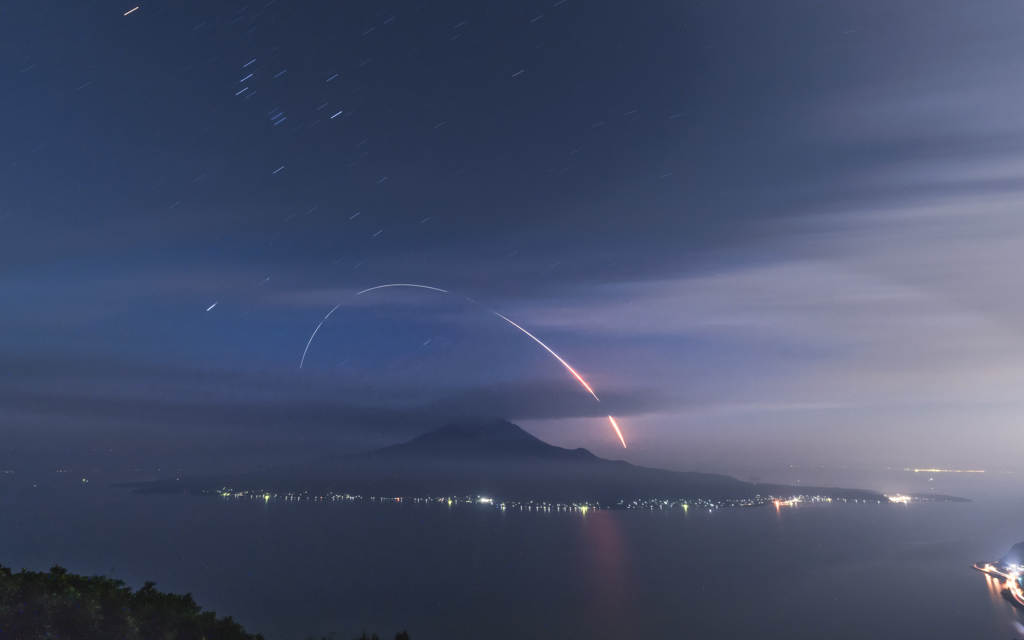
top-left (3, 0), bottom-right (1023, 477)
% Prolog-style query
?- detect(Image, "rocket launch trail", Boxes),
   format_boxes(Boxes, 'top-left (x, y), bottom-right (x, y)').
top-left (607, 415), bottom-right (627, 449)
top-left (300, 285), bottom-right (450, 369)
top-left (490, 308), bottom-right (627, 447)
top-left (488, 310), bottom-right (600, 402)
top-left (355, 284), bottom-right (450, 296)
top-left (298, 283), bottom-right (626, 447)
top-left (299, 303), bottom-right (343, 369)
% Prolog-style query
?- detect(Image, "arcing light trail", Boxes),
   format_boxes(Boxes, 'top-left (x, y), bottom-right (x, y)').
top-left (299, 285), bottom-right (453, 368)
top-left (607, 415), bottom-right (627, 449)
top-left (488, 310), bottom-right (599, 402)
top-left (299, 303), bottom-right (344, 369)
top-left (298, 283), bottom-right (626, 448)
top-left (355, 284), bottom-right (450, 296)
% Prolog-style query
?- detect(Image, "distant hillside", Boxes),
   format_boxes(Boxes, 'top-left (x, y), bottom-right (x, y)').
top-left (127, 419), bottom-right (900, 506)
top-left (351, 420), bottom-right (602, 463)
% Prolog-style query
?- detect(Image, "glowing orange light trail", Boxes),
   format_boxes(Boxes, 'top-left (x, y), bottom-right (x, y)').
top-left (489, 311), bottom-right (600, 402)
top-left (608, 416), bottom-right (627, 448)
top-left (299, 283), bottom-right (628, 447)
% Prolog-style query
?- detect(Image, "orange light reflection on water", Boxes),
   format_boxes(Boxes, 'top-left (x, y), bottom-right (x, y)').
top-left (580, 511), bottom-right (633, 637)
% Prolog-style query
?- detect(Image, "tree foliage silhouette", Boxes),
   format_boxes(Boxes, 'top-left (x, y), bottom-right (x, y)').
top-left (1, 563), bottom-right (413, 640)
top-left (0, 563), bottom-right (261, 639)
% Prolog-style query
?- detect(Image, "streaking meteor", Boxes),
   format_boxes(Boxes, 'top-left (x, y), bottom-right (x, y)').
top-left (298, 283), bottom-right (627, 447)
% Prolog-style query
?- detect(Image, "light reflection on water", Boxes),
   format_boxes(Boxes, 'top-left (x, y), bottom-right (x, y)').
top-left (580, 510), bottom-right (633, 636)
top-left (0, 482), bottom-right (1021, 639)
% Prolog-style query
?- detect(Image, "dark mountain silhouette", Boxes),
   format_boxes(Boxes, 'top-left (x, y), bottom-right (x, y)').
top-left (128, 419), bottom-right (911, 505)
top-left (349, 419), bottom-right (602, 463)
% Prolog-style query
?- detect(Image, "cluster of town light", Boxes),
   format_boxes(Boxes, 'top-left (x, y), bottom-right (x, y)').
top-left (215, 489), bottom-right (601, 511)
top-left (211, 488), bottom-right (903, 511)
top-left (975, 562), bottom-right (1024, 608)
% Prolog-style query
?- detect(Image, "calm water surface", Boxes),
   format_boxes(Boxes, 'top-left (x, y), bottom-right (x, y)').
top-left (1, 481), bottom-right (1022, 639)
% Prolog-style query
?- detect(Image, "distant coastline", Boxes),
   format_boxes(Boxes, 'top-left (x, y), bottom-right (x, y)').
top-left (973, 546), bottom-right (1024, 611)
top-left (122, 420), bottom-right (969, 508)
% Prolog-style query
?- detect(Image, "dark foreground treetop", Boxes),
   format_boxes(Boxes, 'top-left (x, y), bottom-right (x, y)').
top-left (0, 563), bottom-right (261, 640)
top-left (0, 563), bottom-right (409, 640)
